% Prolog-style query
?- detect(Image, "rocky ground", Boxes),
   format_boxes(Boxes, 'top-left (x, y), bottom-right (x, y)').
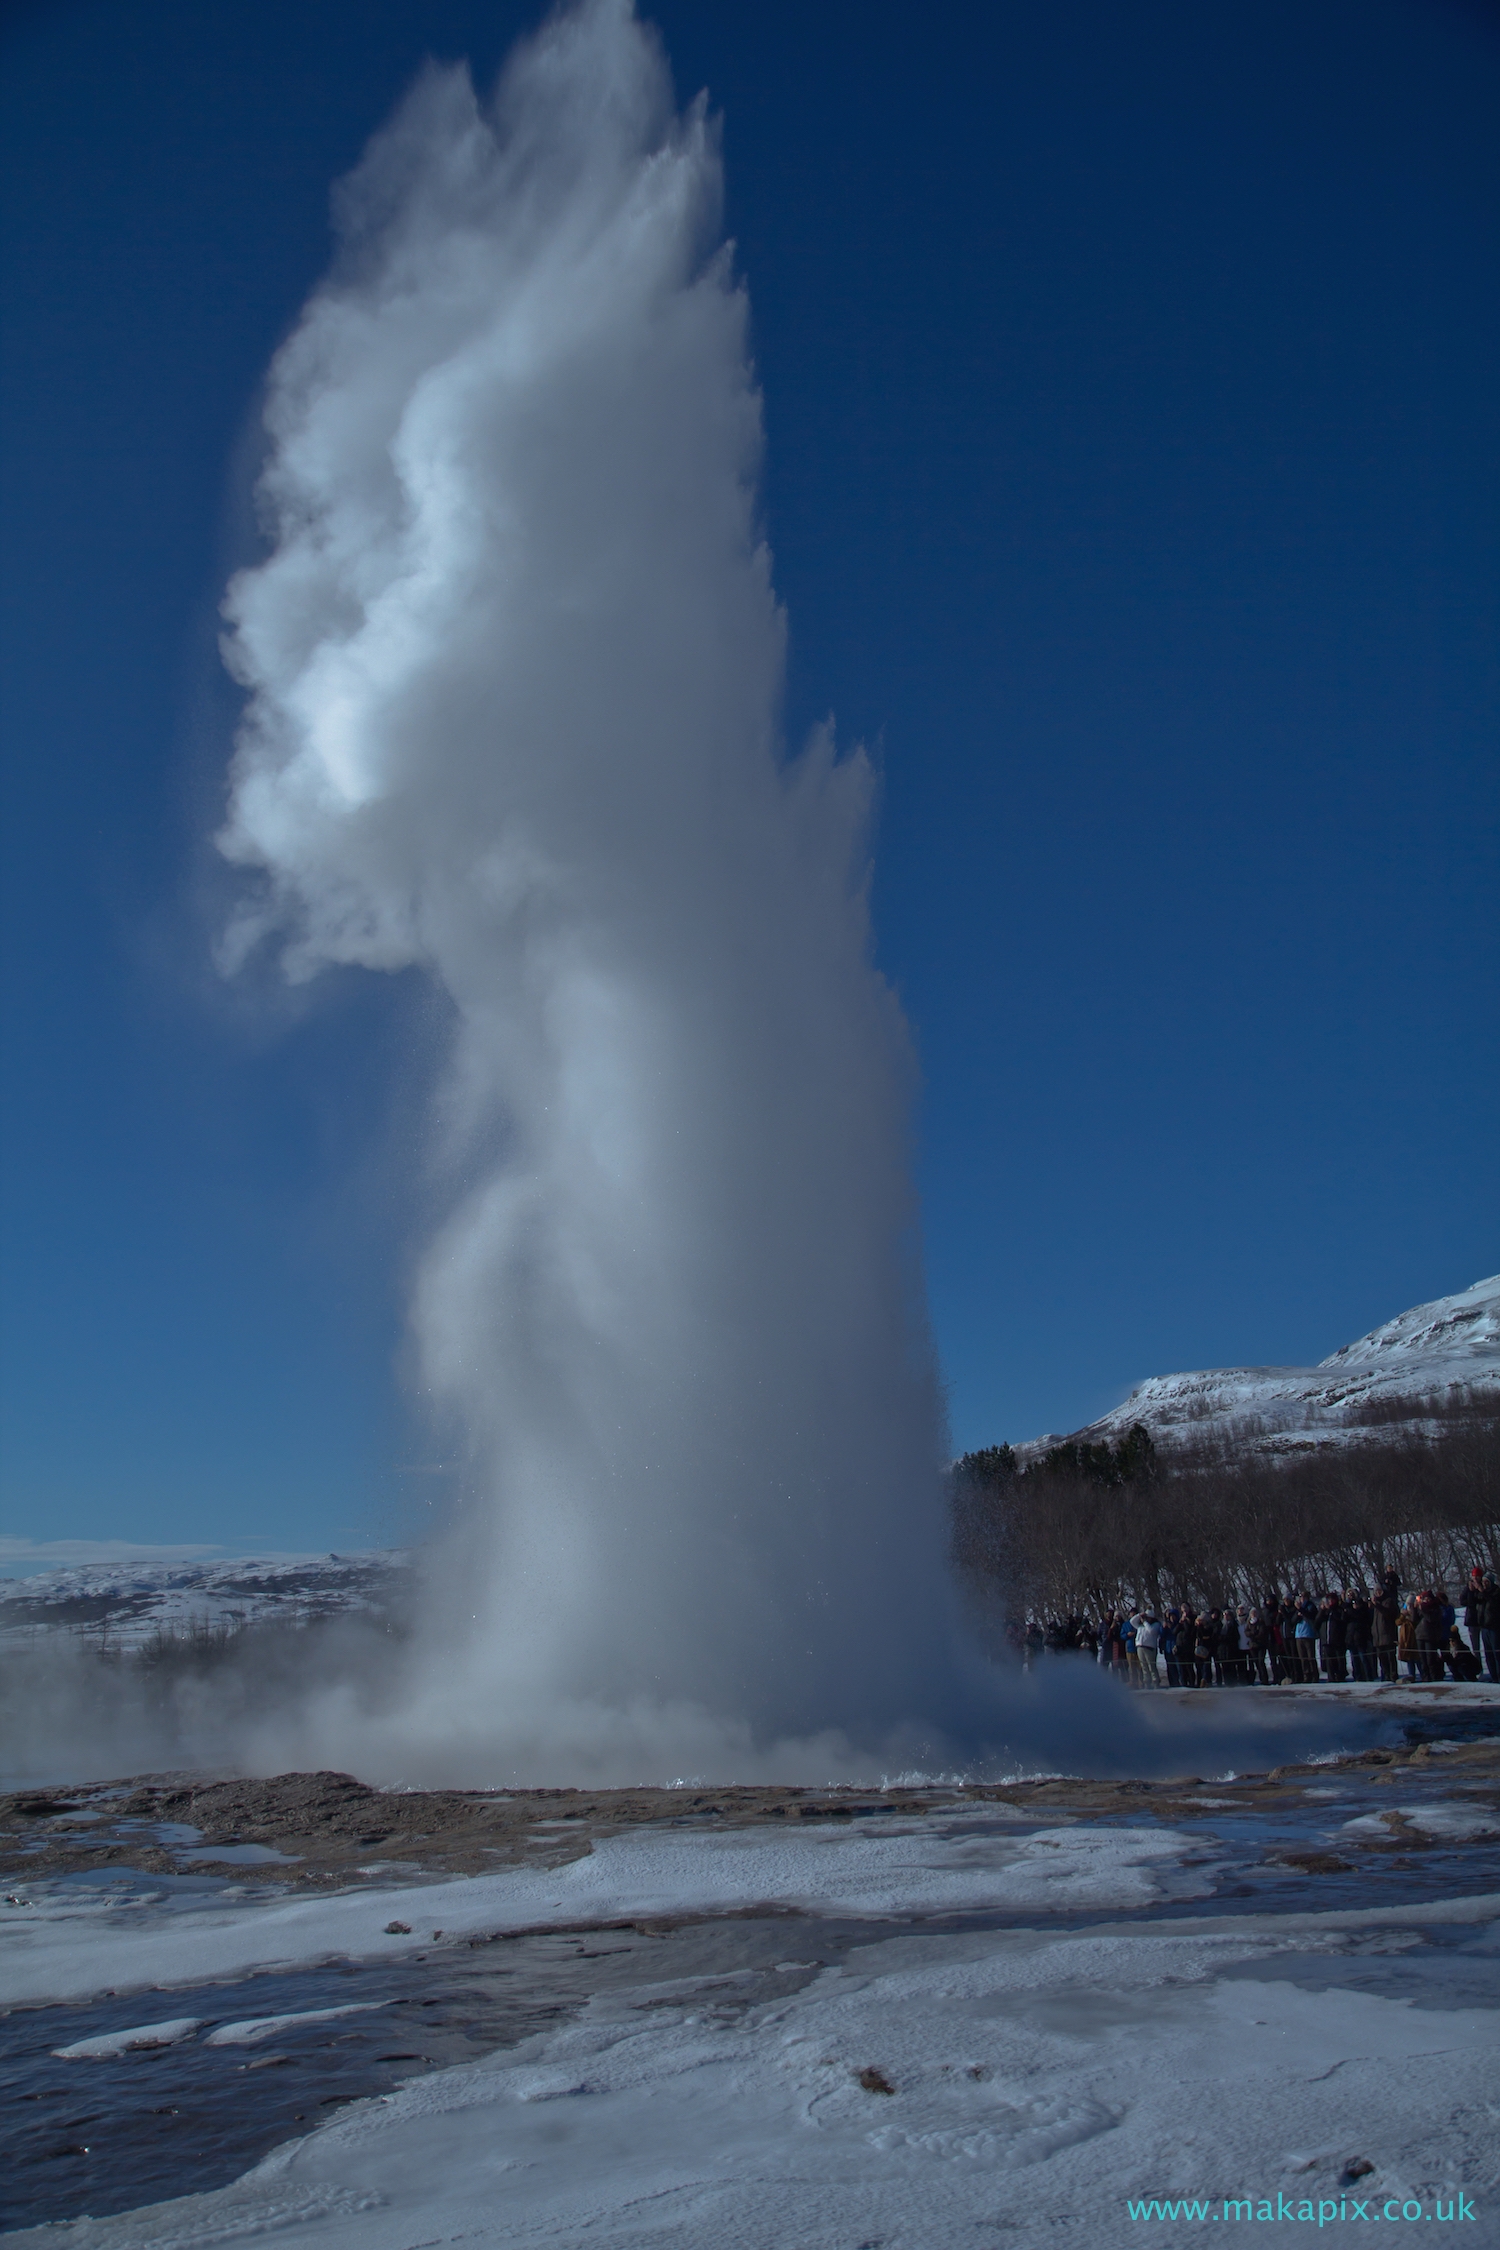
top-left (6, 1731), bottom-right (1498, 1899)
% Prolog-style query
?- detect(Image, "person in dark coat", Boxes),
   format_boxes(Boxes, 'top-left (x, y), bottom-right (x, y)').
top-left (1160, 1609), bottom-right (1181, 1687)
top-left (1326, 1593), bottom-right (1351, 1682)
top-left (1293, 1595), bottom-right (1320, 1681)
top-left (1345, 1590), bottom-right (1374, 1682)
top-left (1463, 1570), bottom-right (1484, 1642)
top-left (1413, 1591), bottom-right (1446, 1682)
top-left (1244, 1608), bottom-right (1270, 1685)
top-left (1371, 1577), bottom-right (1400, 1682)
top-left (1270, 1598), bottom-right (1296, 1683)
top-left (1216, 1607), bottom-right (1243, 1686)
top-left (1175, 1610), bottom-right (1199, 1685)
top-left (1481, 1577), bottom-right (1500, 1684)
top-left (1447, 1626), bottom-right (1481, 1682)
top-left (1283, 1596), bottom-right (1305, 1681)
top-left (1195, 1612), bottom-right (1216, 1688)
top-left (1201, 1608), bottom-right (1221, 1685)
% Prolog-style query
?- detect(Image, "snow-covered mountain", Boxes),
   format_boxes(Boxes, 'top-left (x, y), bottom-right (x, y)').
top-left (0, 1549), bottom-right (412, 1653)
top-left (1028, 1274), bottom-right (1500, 1462)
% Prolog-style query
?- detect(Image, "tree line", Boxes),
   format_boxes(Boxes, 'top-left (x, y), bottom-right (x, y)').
top-left (950, 1394), bottom-right (1500, 1628)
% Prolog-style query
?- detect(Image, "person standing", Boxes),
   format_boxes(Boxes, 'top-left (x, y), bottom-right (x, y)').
top-left (1176, 1609), bottom-right (1199, 1686)
top-left (1295, 1600), bottom-right (1319, 1682)
top-left (1414, 1591), bottom-right (1446, 1683)
top-left (1372, 1576), bottom-right (1399, 1682)
top-left (1398, 1599), bottom-right (1420, 1681)
top-left (1481, 1577), bottom-right (1500, 1685)
top-left (1195, 1612), bottom-right (1215, 1688)
top-left (1135, 1611), bottom-right (1163, 1687)
top-left (1345, 1589), bottom-right (1374, 1682)
top-left (1161, 1609), bottom-right (1181, 1688)
top-left (1315, 1592), bottom-right (1332, 1681)
top-left (1244, 1608), bottom-right (1270, 1685)
top-left (1460, 1570), bottom-right (1492, 1674)
top-left (1268, 1602), bottom-right (1295, 1692)
top-left (1324, 1592), bottom-right (1349, 1683)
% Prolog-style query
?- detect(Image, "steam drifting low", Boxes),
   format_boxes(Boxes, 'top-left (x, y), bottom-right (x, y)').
top-left (215, 0), bottom-right (967, 1781)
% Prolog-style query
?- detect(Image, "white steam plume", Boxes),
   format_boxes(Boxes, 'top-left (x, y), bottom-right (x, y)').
top-left (218, 0), bottom-right (971, 1782)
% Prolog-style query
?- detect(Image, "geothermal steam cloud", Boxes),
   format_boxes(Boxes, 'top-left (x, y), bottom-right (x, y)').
top-left (219, 0), bottom-right (957, 1776)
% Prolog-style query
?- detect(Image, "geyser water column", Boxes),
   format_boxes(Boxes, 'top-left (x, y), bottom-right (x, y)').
top-left (219, 0), bottom-right (963, 1776)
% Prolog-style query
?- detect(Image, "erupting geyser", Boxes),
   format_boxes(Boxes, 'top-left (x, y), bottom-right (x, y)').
top-left (218, 0), bottom-right (969, 1780)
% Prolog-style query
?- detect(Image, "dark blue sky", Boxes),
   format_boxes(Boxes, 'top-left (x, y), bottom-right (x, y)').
top-left (2, 0), bottom-right (1496, 1553)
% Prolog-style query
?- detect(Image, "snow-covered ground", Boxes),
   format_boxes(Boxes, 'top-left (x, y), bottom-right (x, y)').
top-left (0, 1550), bottom-right (411, 1655)
top-left (6, 1736), bottom-right (1500, 2248)
top-left (179, 1905), bottom-right (1498, 2248)
top-left (0, 1816), bottom-right (1213, 2010)
top-left (1026, 1274), bottom-right (1500, 1460)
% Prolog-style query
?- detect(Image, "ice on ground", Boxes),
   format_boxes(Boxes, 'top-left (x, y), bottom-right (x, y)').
top-left (0, 1816), bottom-right (1207, 2008)
top-left (205, 2004), bottom-right (388, 2047)
top-left (10, 1754), bottom-right (1500, 2244)
top-left (1341, 1802), bottom-right (1500, 1842)
top-left (51, 2017), bottom-right (201, 2059)
top-left (17, 1911), bottom-right (1500, 2248)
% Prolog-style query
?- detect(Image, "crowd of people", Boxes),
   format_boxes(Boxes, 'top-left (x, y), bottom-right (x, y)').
top-left (1009, 1565), bottom-right (1500, 1687)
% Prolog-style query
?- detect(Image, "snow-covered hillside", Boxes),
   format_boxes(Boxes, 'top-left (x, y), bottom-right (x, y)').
top-left (0, 1550), bottom-right (412, 1654)
top-left (1031, 1274), bottom-right (1499, 1461)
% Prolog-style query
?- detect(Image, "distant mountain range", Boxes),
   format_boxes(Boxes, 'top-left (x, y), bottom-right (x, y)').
top-left (1023, 1274), bottom-right (1499, 1463)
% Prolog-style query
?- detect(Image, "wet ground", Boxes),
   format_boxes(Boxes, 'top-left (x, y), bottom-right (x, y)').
top-left (3, 1712), bottom-right (1498, 2234)
top-left (0, 1771), bottom-right (936, 1892)
top-left (4, 1691), bottom-right (1497, 1895)
top-left (0, 1917), bottom-right (837, 2230)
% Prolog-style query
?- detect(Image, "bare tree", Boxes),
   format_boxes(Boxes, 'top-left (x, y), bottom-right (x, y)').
top-left (952, 1400), bottom-right (1500, 1621)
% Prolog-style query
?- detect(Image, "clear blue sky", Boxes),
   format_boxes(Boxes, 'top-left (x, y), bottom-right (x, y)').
top-left (2, 0), bottom-right (1496, 1553)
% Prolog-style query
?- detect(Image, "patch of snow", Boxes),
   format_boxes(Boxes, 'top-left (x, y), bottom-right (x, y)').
top-left (51, 2017), bottom-right (201, 2059)
top-left (204, 2005), bottom-right (388, 2047)
top-left (1339, 1803), bottom-right (1500, 1843)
